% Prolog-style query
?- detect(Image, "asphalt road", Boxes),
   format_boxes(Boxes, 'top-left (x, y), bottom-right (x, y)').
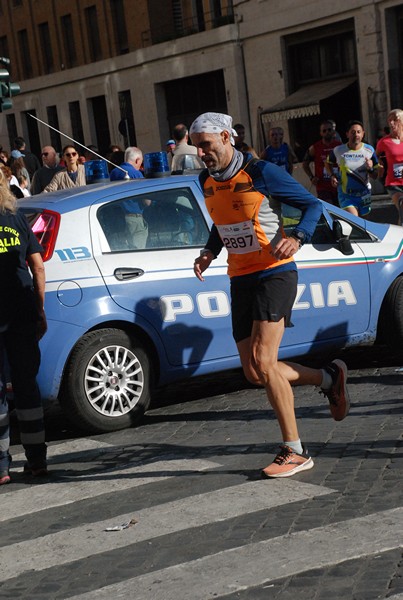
top-left (1, 345), bottom-right (403, 600)
top-left (1, 195), bottom-right (402, 599)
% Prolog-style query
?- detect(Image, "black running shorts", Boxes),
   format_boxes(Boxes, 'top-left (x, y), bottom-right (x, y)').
top-left (230, 269), bottom-right (298, 343)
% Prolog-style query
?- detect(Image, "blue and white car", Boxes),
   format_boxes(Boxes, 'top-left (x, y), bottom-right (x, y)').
top-left (20, 176), bottom-right (403, 432)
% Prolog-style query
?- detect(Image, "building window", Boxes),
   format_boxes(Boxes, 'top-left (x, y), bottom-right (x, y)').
top-left (89, 95), bottom-right (111, 154)
top-left (18, 29), bottom-right (33, 78)
top-left (38, 22), bottom-right (54, 74)
top-left (46, 106), bottom-right (61, 152)
top-left (283, 21), bottom-right (358, 160)
top-left (165, 70), bottom-right (227, 132)
top-left (6, 114), bottom-right (17, 149)
top-left (118, 90), bottom-right (136, 147)
top-left (110, 0), bottom-right (128, 54)
top-left (211, 0), bottom-right (222, 20)
top-left (85, 5), bottom-right (102, 62)
top-left (209, 0), bottom-right (234, 28)
top-left (61, 14), bottom-right (77, 68)
top-left (172, 0), bottom-right (184, 37)
top-left (0, 36), bottom-right (9, 58)
top-left (286, 21), bottom-right (356, 90)
top-left (289, 34), bottom-right (356, 87)
top-left (69, 101), bottom-right (84, 146)
top-left (385, 6), bottom-right (403, 108)
top-left (195, 0), bottom-right (206, 32)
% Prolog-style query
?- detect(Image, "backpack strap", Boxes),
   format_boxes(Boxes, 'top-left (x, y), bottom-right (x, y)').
top-left (198, 167), bottom-right (210, 191)
top-left (243, 155), bottom-right (260, 176)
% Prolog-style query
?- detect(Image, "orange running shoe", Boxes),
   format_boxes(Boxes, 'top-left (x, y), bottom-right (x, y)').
top-left (322, 359), bottom-right (350, 421)
top-left (261, 445), bottom-right (314, 478)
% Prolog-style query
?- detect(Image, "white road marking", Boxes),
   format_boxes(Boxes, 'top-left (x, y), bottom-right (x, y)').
top-left (67, 507), bottom-right (403, 600)
top-left (0, 458), bottom-right (219, 522)
top-left (1, 480), bottom-right (334, 580)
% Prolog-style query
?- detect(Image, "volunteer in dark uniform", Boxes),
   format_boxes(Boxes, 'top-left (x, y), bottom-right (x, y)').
top-left (0, 169), bottom-right (48, 485)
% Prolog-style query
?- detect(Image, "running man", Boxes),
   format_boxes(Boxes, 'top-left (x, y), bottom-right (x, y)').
top-left (190, 112), bottom-right (350, 478)
top-left (303, 120), bottom-right (341, 204)
top-left (326, 120), bottom-right (378, 217)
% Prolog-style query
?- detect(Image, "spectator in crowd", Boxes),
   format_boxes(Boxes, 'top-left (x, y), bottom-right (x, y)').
top-left (0, 164), bottom-right (24, 199)
top-left (109, 146), bottom-right (150, 247)
top-left (106, 144), bottom-right (124, 172)
top-left (44, 145), bottom-right (86, 191)
top-left (18, 175), bottom-right (31, 197)
top-left (171, 124), bottom-right (201, 172)
top-left (0, 148), bottom-right (10, 166)
top-left (166, 139), bottom-right (176, 155)
top-left (10, 152), bottom-right (30, 190)
top-left (108, 150), bottom-right (125, 173)
top-left (11, 137), bottom-right (41, 179)
top-left (326, 120), bottom-right (378, 217)
top-left (328, 119), bottom-right (343, 143)
top-left (107, 144), bottom-right (123, 158)
top-left (260, 126), bottom-right (297, 174)
top-left (376, 108), bottom-right (403, 224)
top-left (165, 139), bottom-right (176, 168)
top-left (303, 120), bottom-right (342, 204)
top-left (233, 123), bottom-right (258, 157)
top-left (83, 145), bottom-right (99, 162)
top-left (109, 146), bottom-right (144, 181)
top-left (31, 146), bottom-right (64, 195)
top-left (0, 167), bottom-right (48, 485)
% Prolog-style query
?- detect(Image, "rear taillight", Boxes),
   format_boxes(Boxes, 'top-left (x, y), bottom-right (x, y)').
top-left (31, 210), bottom-right (60, 262)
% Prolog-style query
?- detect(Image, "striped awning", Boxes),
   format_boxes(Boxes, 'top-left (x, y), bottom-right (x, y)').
top-left (261, 77), bottom-right (357, 123)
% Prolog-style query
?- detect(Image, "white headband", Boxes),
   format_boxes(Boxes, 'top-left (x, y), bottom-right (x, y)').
top-left (189, 112), bottom-right (237, 145)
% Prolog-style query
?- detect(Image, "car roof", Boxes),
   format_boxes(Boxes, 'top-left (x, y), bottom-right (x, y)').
top-left (19, 174), bottom-right (201, 212)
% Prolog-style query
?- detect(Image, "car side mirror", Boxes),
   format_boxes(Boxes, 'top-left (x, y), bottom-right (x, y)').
top-left (333, 220), bottom-right (354, 255)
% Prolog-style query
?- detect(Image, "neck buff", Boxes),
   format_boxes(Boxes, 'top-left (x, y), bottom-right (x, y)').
top-left (209, 148), bottom-right (244, 181)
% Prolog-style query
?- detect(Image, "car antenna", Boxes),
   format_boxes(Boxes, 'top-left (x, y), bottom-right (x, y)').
top-left (27, 113), bottom-right (130, 179)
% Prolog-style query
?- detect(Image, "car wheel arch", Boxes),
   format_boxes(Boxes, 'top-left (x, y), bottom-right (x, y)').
top-left (58, 323), bottom-right (161, 433)
top-left (84, 320), bottom-right (160, 383)
top-left (377, 275), bottom-right (403, 351)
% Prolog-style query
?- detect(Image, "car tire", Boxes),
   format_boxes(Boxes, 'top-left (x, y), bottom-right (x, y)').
top-left (59, 328), bottom-right (151, 433)
top-left (379, 276), bottom-right (403, 353)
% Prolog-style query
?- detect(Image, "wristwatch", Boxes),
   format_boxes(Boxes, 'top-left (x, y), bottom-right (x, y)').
top-left (289, 230), bottom-right (306, 247)
top-left (200, 248), bottom-right (214, 258)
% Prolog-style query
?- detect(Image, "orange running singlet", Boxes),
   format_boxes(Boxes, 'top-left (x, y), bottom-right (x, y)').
top-left (203, 167), bottom-right (294, 277)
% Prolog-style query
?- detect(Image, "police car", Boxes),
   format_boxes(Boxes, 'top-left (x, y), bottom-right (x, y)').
top-left (20, 176), bottom-right (403, 433)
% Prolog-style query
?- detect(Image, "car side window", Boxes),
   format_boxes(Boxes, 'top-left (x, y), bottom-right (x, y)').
top-left (282, 205), bottom-right (373, 243)
top-left (282, 205), bottom-right (333, 244)
top-left (97, 187), bottom-right (210, 252)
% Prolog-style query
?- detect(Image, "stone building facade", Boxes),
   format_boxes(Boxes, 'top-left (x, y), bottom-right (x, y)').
top-left (0, 0), bottom-right (401, 159)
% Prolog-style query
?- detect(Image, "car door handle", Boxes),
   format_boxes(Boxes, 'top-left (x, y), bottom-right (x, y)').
top-left (114, 268), bottom-right (144, 281)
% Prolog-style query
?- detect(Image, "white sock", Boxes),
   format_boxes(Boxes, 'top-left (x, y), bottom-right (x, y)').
top-left (284, 439), bottom-right (303, 454)
top-left (320, 368), bottom-right (332, 390)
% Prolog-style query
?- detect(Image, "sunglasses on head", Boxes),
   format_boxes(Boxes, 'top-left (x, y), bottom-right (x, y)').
top-left (65, 152), bottom-right (77, 157)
